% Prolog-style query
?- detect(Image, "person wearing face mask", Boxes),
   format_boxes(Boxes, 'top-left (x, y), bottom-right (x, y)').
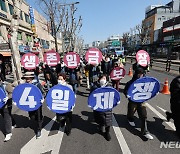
top-left (56, 73), bottom-right (74, 136)
top-left (124, 67), bottom-right (153, 140)
top-left (90, 74), bottom-right (112, 141)
top-left (22, 72), bottom-right (45, 139)
top-left (0, 74), bottom-right (16, 142)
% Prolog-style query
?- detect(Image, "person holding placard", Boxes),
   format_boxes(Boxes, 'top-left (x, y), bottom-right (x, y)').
top-left (124, 67), bottom-right (154, 140)
top-left (22, 72), bottom-right (45, 139)
top-left (56, 73), bottom-right (74, 136)
top-left (0, 74), bottom-right (16, 142)
top-left (90, 74), bottom-right (112, 141)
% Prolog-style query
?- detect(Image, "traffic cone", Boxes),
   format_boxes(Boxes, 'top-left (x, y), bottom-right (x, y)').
top-left (128, 68), bottom-right (133, 77)
top-left (161, 78), bottom-right (170, 94)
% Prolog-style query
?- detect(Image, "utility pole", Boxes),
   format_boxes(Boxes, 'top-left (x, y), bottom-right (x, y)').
top-left (8, 0), bottom-right (22, 84)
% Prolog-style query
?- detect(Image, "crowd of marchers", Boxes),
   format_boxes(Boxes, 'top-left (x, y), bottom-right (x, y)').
top-left (0, 52), bottom-right (179, 143)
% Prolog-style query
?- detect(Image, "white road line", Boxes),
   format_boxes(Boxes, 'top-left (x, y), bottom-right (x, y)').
top-left (112, 114), bottom-right (131, 154)
top-left (156, 105), bottom-right (167, 113)
top-left (146, 103), bottom-right (175, 130)
top-left (20, 117), bottom-right (64, 154)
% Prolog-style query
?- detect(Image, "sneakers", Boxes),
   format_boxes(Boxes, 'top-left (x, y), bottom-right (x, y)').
top-left (144, 133), bottom-right (154, 140)
top-left (36, 131), bottom-right (41, 139)
top-left (12, 124), bottom-right (17, 130)
top-left (128, 121), bottom-right (135, 127)
top-left (4, 133), bottom-right (12, 142)
top-left (104, 132), bottom-right (111, 141)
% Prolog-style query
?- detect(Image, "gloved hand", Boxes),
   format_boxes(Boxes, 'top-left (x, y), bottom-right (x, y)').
top-left (3, 97), bottom-right (8, 103)
top-left (40, 98), bottom-right (45, 104)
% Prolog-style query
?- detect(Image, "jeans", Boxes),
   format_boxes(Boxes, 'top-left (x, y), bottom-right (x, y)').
top-left (0, 99), bottom-right (16, 134)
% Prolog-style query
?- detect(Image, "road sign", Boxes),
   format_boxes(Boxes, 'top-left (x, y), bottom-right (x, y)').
top-left (136, 50), bottom-right (150, 67)
top-left (63, 52), bottom-right (80, 69)
top-left (88, 87), bottom-right (120, 112)
top-left (44, 50), bottom-right (60, 66)
top-left (110, 67), bottom-right (126, 80)
top-left (21, 53), bottom-right (39, 70)
top-left (127, 77), bottom-right (160, 103)
top-left (12, 83), bottom-right (43, 111)
top-left (85, 48), bottom-right (102, 66)
top-left (46, 84), bottom-right (76, 114)
top-left (0, 88), bottom-right (6, 109)
top-left (112, 40), bottom-right (120, 47)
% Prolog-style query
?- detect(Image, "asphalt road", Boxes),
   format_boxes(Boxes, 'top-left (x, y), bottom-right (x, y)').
top-left (0, 64), bottom-right (179, 154)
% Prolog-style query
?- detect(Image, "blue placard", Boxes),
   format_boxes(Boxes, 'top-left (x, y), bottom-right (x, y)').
top-left (0, 88), bottom-right (6, 108)
top-left (88, 87), bottom-right (120, 112)
top-left (127, 77), bottom-right (160, 103)
top-left (46, 84), bottom-right (76, 114)
top-left (12, 83), bottom-right (43, 111)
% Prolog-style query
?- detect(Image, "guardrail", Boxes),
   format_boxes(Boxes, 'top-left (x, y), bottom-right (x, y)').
top-left (126, 56), bottom-right (180, 75)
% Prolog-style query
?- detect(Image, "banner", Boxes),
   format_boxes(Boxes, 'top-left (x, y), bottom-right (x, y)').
top-left (85, 48), bottom-right (102, 66)
top-left (46, 84), bottom-right (76, 114)
top-left (88, 87), bottom-right (120, 112)
top-left (0, 88), bottom-right (6, 108)
top-left (21, 53), bottom-right (39, 70)
top-left (110, 67), bottom-right (126, 80)
top-left (127, 77), bottom-right (160, 103)
top-left (12, 83), bottom-right (43, 111)
top-left (44, 50), bottom-right (60, 66)
top-left (63, 52), bottom-right (80, 69)
top-left (136, 50), bottom-right (150, 67)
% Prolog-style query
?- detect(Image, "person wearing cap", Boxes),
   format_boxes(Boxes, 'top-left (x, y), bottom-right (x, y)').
top-left (124, 67), bottom-right (154, 140)
top-left (90, 74), bottom-right (112, 141)
top-left (22, 71), bottom-right (45, 139)
top-left (0, 73), bottom-right (16, 142)
top-left (56, 73), bottom-right (74, 136)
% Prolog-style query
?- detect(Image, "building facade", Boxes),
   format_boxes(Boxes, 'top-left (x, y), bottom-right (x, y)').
top-left (0, 0), bottom-right (62, 62)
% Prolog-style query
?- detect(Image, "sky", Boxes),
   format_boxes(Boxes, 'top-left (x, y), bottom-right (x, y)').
top-left (26, 0), bottom-right (170, 44)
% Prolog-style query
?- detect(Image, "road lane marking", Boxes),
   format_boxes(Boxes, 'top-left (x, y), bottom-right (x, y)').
top-left (156, 105), bottom-right (167, 113)
top-left (20, 117), bottom-right (64, 154)
top-left (112, 115), bottom-right (132, 154)
top-left (146, 103), bottom-right (175, 130)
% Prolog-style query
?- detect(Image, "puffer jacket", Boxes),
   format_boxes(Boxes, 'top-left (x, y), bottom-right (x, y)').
top-left (90, 82), bottom-right (112, 126)
top-left (170, 75), bottom-right (180, 116)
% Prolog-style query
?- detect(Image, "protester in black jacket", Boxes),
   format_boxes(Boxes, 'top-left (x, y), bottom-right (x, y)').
top-left (124, 67), bottom-right (153, 140)
top-left (166, 75), bottom-right (180, 138)
top-left (90, 74), bottom-right (112, 141)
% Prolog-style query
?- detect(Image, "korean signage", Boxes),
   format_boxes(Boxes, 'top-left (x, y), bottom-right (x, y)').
top-left (46, 84), bottom-right (76, 114)
top-left (127, 77), bottom-right (160, 103)
top-left (0, 88), bottom-right (6, 109)
top-left (12, 83), bottom-right (43, 111)
top-left (88, 87), bottom-right (120, 112)
top-left (110, 67), bottom-right (126, 80)
top-left (19, 45), bottom-right (30, 53)
top-left (63, 52), bottom-right (80, 69)
top-left (29, 6), bottom-right (36, 35)
top-left (21, 53), bottom-right (39, 70)
top-left (44, 50), bottom-right (60, 66)
top-left (136, 50), bottom-right (150, 67)
top-left (85, 48), bottom-right (102, 66)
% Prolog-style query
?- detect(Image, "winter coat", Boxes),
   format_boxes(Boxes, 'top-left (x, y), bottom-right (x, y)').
top-left (90, 82), bottom-right (112, 126)
top-left (170, 75), bottom-right (180, 116)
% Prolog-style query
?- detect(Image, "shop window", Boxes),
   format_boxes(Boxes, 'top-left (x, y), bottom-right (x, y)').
top-left (8, 3), bottom-right (14, 15)
top-left (17, 32), bottom-right (22, 40)
top-left (0, 0), bottom-right (7, 12)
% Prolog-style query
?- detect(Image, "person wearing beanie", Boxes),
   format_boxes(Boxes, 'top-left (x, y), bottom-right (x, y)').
top-left (124, 67), bottom-right (154, 140)
top-left (90, 74), bottom-right (112, 141)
